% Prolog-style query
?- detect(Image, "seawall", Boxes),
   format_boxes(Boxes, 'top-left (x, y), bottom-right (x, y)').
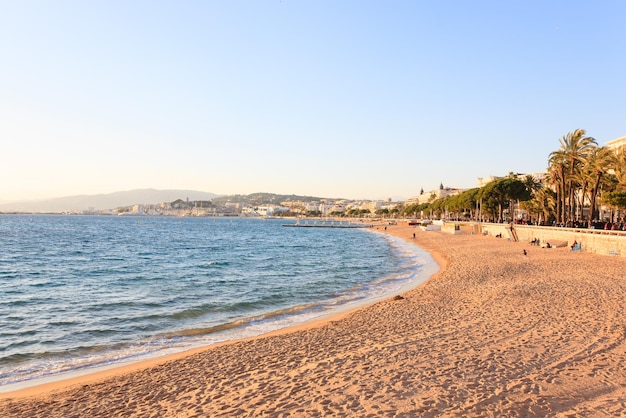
top-left (476, 222), bottom-right (625, 257)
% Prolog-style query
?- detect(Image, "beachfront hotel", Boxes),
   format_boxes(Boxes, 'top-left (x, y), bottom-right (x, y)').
top-left (606, 135), bottom-right (626, 152)
top-left (405, 183), bottom-right (465, 206)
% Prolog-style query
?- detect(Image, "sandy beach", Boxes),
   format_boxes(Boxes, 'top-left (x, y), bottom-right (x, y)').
top-left (2, 224), bottom-right (626, 417)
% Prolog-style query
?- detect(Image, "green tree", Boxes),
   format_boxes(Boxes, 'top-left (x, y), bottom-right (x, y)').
top-left (548, 129), bottom-right (597, 224)
top-left (401, 203), bottom-right (430, 218)
top-left (449, 188), bottom-right (480, 220)
top-left (602, 192), bottom-right (626, 210)
top-left (477, 177), bottom-right (530, 222)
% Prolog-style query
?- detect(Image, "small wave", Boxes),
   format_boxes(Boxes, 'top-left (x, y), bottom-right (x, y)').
top-left (48, 320), bottom-right (80, 327)
top-left (0, 352), bottom-right (33, 368)
top-left (88, 300), bottom-right (163, 312)
top-left (0, 342), bottom-right (160, 387)
top-left (169, 305), bottom-right (219, 320)
top-left (0, 329), bottom-right (37, 340)
top-left (0, 273), bottom-right (20, 280)
top-left (160, 303), bottom-right (318, 340)
top-left (161, 321), bottom-right (248, 338)
top-left (27, 281), bottom-right (57, 288)
top-left (218, 295), bottom-right (301, 313)
top-left (5, 300), bottom-right (34, 308)
top-left (0, 340), bottom-right (40, 354)
top-left (201, 261), bottom-right (230, 268)
top-left (76, 328), bottom-right (120, 338)
top-left (0, 340), bottom-right (120, 369)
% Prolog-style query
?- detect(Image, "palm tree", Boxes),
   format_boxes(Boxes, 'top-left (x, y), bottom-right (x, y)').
top-left (549, 129), bottom-right (597, 225)
top-left (547, 152), bottom-right (567, 224)
top-left (522, 174), bottom-right (542, 195)
top-left (614, 146), bottom-right (626, 191)
top-left (536, 187), bottom-right (557, 224)
top-left (520, 187), bottom-right (557, 225)
top-left (574, 162), bottom-right (591, 222)
top-left (586, 146), bottom-right (617, 224)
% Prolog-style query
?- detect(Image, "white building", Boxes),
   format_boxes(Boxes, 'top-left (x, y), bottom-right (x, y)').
top-left (361, 201), bottom-right (384, 213)
top-left (606, 135), bottom-right (626, 152)
top-left (327, 205), bottom-right (346, 214)
top-left (242, 205), bottom-right (289, 217)
top-left (318, 204), bottom-right (336, 215)
top-left (477, 173), bottom-right (545, 188)
top-left (131, 204), bottom-right (145, 214)
top-left (407, 183), bottom-right (464, 205)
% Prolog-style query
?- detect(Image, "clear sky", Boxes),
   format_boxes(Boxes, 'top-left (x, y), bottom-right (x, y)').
top-left (1, 1), bottom-right (624, 202)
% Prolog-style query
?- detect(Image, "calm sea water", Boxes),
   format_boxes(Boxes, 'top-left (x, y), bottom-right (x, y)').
top-left (0, 215), bottom-right (436, 391)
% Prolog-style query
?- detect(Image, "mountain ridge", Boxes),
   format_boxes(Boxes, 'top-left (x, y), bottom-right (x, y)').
top-left (0, 189), bottom-right (222, 213)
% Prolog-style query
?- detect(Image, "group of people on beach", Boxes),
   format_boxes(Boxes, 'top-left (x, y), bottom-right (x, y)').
top-left (529, 238), bottom-right (551, 248)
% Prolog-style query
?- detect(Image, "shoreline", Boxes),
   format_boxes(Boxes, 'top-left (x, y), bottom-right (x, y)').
top-left (2, 224), bottom-right (626, 416)
top-left (0, 224), bottom-right (439, 399)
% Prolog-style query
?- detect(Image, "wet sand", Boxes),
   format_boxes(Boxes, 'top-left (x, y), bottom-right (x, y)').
top-left (2, 224), bottom-right (626, 417)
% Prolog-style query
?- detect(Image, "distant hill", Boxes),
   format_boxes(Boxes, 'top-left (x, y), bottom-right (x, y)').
top-left (213, 192), bottom-right (337, 205)
top-left (0, 189), bottom-right (221, 213)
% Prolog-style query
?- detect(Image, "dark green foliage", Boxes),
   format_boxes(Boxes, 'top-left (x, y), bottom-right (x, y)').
top-left (477, 177), bottom-right (530, 221)
top-left (601, 192), bottom-right (626, 210)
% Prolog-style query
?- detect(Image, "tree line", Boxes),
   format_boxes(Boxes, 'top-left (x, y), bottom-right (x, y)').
top-left (399, 129), bottom-right (626, 226)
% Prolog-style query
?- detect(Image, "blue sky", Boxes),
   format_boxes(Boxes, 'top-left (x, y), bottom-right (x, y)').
top-left (1, 1), bottom-right (624, 201)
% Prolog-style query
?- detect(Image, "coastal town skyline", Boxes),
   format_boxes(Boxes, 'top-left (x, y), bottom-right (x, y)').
top-left (2, 2), bottom-right (625, 202)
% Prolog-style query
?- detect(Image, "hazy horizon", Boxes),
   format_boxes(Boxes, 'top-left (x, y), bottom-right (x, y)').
top-left (2, 2), bottom-right (624, 202)
top-left (0, 187), bottom-right (399, 213)
top-left (0, 188), bottom-right (218, 204)
top-left (0, 187), bottom-right (393, 206)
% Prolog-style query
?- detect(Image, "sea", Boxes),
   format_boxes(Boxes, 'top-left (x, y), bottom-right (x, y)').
top-left (0, 215), bottom-right (437, 392)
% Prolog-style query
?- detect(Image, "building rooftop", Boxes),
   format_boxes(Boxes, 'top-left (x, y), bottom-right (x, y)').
top-left (605, 135), bottom-right (626, 149)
